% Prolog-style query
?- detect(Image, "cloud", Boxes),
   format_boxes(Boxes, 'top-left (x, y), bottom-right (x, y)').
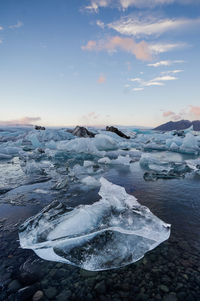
top-left (189, 106), bottom-right (200, 118)
top-left (162, 110), bottom-right (183, 120)
top-left (162, 108), bottom-right (188, 121)
top-left (96, 20), bottom-right (105, 29)
top-left (84, 0), bottom-right (111, 12)
top-left (144, 81), bottom-right (164, 86)
top-left (82, 39), bottom-right (185, 62)
top-left (79, 111), bottom-right (101, 125)
top-left (133, 87), bottom-right (144, 91)
top-left (81, 40), bottom-right (97, 51)
top-left (84, 0), bottom-right (196, 12)
top-left (9, 21), bottom-right (23, 29)
top-left (161, 69), bottom-right (183, 75)
top-left (0, 26), bottom-right (3, 31)
top-left (0, 116), bottom-right (41, 126)
top-left (98, 74), bottom-right (106, 83)
top-left (148, 42), bottom-right (185, 54)
top-left (108, 16), bottom-right (200, 37)
top-left (152, 75), bottom-right (178, 81)
top-left (163, 110), bottom-right (175, 117)
top-left (129, 72), bottom-right (178, 90)
top-left (82, 36), bottom-right (152, 61)
top-left (162, 106), bottom-right (200, 121)
top-left (129, 77), bottom-right (142, 82)
top-left (148, 60), bottom-right (184, 67)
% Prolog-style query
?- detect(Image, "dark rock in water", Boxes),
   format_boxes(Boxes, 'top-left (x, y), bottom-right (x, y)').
top-left (94, 280), bottom-right (106, 294)
top-left (44, 287), bottom-right (57, 299)
top-left (17, 285), bottom-right (37, 301)
top-left (35, 125), bottom-right (45, 131)
top-left (18, 272), bottom-right (38, 285)
top-left (172, 130), bottom-right (185, 137)
top-left (37, 148), bottom-right (45, 154)
top-left (0, 188), bottom-right (11, 195)
top-left (56, 290), bottom-right (72, 301)
top-left (154, 119), bottom-right (200, 131)
top-left (32, 290), bottom-right (44, 301)
top-left (8, 279), bottom-right (22, 293)
top-left (163, 294), bottom-right (178, 301)
top-left (106, 126), bottom-right (130, 139)
top-left (72, 126), bottom-right (95, 138)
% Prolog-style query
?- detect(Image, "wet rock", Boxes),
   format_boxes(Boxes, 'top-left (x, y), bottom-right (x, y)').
top-left (0, 188), bottom-right (11, 195)
top-left (80, 270), bottom-right (98, 278)
top-left (94, 280), bottom-right (106, 294)
top-left (163, 294), bottom-right (178, 301)
top-left (35, 126), bottom-right (45, 131)
top-left (17, 285), bottom-right (36, 301)
top-left (159, 284), bottom-right (169, 293)
top-left (19, 272), bottom-right (38, 285)
top-left (0, 292), bottom-right (7, 301)
top-left (173, 130), bottom-right (185, 137)
top-left (72, 126), bottom-right (95, 138)
top-left (44, 287), bottom-right (57, 299)
top-left (56, 290), bottom-right (71, 301)
top-left (8, 279), bottom-right (22, 293)
top-left (121, 283), bottom-right (130, 291)
top-left (32, 290), bottom-right (44, 301)
top-left (106, 126), bottom-right (130, 139)
top-left (177, 291), bottom-right (187, 299)
top-left (85, 293), bottom-right (93, 301)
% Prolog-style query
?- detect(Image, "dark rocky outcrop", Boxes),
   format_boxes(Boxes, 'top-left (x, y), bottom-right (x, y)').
top-left (106, 126), bottom-right (130, 139)
top-left (35, 125), bottom-right (45, 130)
top-left (72, 126), bottom-right (95, 138)
top-left (154, 120), bottom-right (200, 131)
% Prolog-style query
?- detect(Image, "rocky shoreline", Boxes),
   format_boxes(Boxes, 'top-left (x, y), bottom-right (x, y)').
top-left (0, 227), bottom-right (200, 301)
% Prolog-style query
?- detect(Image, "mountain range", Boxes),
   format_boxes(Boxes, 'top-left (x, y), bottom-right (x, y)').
top-left (154, 120), bottom-right (200, 131)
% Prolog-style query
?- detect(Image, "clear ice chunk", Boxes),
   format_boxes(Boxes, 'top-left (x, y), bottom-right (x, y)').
top-left (19, 178), bottom-right (170, 271)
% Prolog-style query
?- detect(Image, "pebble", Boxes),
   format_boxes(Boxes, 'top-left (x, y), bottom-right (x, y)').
top-left (56, 290), bottom-right (71, 301)
top-left (94, 280), bottom-right (106, 294)
top-left (44, 287), bottom-right (57, 299)
top-left (159, 284), bottom-right (169, 293)
top-left (8, 279), bottom-right (22, 293)
top-left (32, 290), bottom-right (44, 301)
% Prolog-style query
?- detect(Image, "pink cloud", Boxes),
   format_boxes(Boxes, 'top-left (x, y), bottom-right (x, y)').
top-left (0, 116), bottom-right (41, 126)
top-left (98, 74), bottom-right (106, 84)
top-left (82, 36), bottom-right (152, 61)
top-left (82, 40), bottom-right (97, 50)
top-left (189, 106), bottom-right (200, 118)
top-left (163, 111), bottom-right (175, 117)
top-left (172, 114), bottom-right (182, 121)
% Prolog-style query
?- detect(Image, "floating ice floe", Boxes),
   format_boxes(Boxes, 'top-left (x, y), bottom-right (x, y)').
top-left (140, 153), bottom-right (191, 181)
top-left (19, 178), bottom-right (170, 271)
top-left (186, 158), bottom-right (200, 174)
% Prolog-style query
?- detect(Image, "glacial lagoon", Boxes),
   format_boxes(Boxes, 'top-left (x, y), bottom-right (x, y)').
top-left (0, 126), bottom-right (200, 300)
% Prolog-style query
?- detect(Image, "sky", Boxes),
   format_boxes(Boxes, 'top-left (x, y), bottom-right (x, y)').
top-left (0, 0), bottom-right (200, 127)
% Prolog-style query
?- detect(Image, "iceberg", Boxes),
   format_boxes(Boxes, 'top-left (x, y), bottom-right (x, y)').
top-left (19, 178), bottom-right (170, 271)
top-left (57, 138), bottom-right (104, 156)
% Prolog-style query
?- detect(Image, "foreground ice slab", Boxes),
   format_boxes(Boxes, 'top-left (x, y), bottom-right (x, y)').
top-left (19, 178), bottom-right (170, 271)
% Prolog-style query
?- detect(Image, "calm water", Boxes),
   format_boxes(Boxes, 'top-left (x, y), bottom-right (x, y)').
top-left (0, 150), bottom-right (200, 301)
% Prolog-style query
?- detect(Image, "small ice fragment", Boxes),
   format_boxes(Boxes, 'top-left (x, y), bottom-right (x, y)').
top-left (81, 176), bottom-right (100, 187)
top-left (98, 157), bottom-right (111, 164)
top-left (83, 161), bottom-right (94, 168)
